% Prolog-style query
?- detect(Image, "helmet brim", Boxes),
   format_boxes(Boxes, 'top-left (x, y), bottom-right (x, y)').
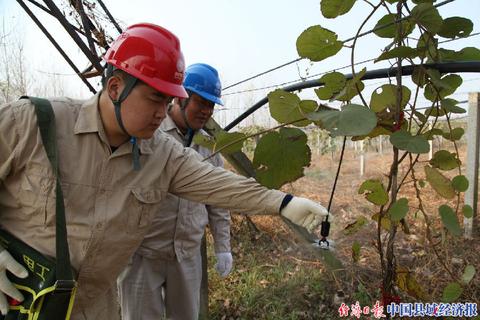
top-left (187, 87), bottom-right (224, 106)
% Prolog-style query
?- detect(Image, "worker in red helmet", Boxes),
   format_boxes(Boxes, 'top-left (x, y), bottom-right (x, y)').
top-left (0, 23), bottom-right (331, 320)
top-left (118, 63), bottom-right (232, 320)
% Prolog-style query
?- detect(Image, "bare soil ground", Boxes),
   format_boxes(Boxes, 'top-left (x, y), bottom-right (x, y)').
top-left (208, 144), bottom-right (479, 319)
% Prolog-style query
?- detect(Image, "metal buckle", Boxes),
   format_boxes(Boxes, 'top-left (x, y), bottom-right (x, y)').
top-left (54, 280), bottom-right (77, 292)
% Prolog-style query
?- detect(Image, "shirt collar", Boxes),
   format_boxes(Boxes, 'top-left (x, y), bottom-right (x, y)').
top-left (161, 114), bottom-right (183, 136)
top-left (73, 93), bottom-right (153, 155)
top-left (160, 114), bottom-right (208, 139)
top-left (74, 94), bottom-right (101, 135)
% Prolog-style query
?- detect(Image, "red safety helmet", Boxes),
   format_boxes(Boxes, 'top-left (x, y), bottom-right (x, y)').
top-left (104, 23), bottom-right (188, 98)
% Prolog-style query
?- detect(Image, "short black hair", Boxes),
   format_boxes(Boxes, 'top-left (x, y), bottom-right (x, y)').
top-left (101, 66), bottom-right (129, 89)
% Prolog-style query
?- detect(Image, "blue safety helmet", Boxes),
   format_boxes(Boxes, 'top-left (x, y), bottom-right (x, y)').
top-left (183, 63), bottom-right (224, 106)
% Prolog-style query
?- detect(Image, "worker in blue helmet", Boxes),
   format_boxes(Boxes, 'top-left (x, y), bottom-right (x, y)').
top-left (117, 63), bottom-right (232, 320)
top-left (177, 62), bottom-right (224, 146)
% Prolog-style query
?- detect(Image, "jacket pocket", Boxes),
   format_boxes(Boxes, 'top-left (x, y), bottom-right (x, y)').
top-left (126, 188), bottom-right (165, 234)
top-left (19, 165), bottom-right (57, 226)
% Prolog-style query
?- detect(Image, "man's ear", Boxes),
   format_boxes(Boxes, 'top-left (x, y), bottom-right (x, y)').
top-left (168, 98), bottom-right (180, 112)
top-left (106, 75), bottom-right (123, 101)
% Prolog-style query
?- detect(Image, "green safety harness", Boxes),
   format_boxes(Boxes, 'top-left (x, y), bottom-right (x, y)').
top-left (0, 97), bottom-right (77, 320)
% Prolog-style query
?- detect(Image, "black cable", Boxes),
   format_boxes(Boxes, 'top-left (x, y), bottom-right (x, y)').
top-left (223, 61), bottom-right (480, 131)
top-left (223, 31), bottom-right (480, 97)
top-left (327, 136), bottom-right (347, 213)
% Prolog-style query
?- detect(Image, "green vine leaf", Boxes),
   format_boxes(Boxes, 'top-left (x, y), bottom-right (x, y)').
top-left (439, 205), bottom-right (462, 237)
top-left (442, 127), bottom-right (464, 142)
top-left (424, 74), bottom-right (463, 101)
top-left (352, 241), bottom-right (361, 263)
top-left (438, 17), bottom-right (473, 39)
top-left (461, 265), bottom-right (476, 285)
top-left (423, 128), bottom-right (444, 140)
top-left (389, 198), bottom-right (409, 222)
top-left (193, 133), bottom-right (215, 151)
top-left (297, 100), bottom-right (318, 126)
top-left (463, 205), bottom-right (473, 218)
top-left (332, 68), bottom-right (366, 102)
top-left (424, 106), bottom-right (446, 117)
top-left (437, 47), bottom-right (480, 62)
top-left (414, 110), bottom-right (427, 124)
top-left (429, 150), bottom-right (460, 171)
top-left (214, 132), bottom-right (246, 154)
top-left (375, 46), bottom-right (418, 62)
top-left (412, 67), bottom-right (428, 88)
top-left (371, 213), bottom-right (392, 231)
top-left (352, 126), bottom-right (392, 141)
top-left (320, 0), bottom-right (356, 19)
top-left (452, 175), bottom-right (469, 193)
top-left (344, 216), bottom-right (368, 235)
top-left (373, 13), bottom-right (414, 39)
top-left (268, 89), bottom-right (300, 122)
top-left (442, 282), bottom-right (463, 302)
top-left (417, 33), bottom-right (438, 60)
top-left (411, 3), bottom-right (443, 35)
top-left (419, 179), bottom-right (426, 188)
top-left (296, 25), bottom-right (343, 62)
top-left (425, 166), bottom-right (456, 199)
top-left (370, 84), bottom-right (411, 112)
top-left (268, 89), bottom-right (316, 127)
top-left (315, 72), bottom-right (346, 100)
top-left (412, 0), bottom-right (434, 4)
top-left (358, 179), bottom-right (389, 205)
top-left (253, 128), bottom-right (310, 189)
top-left (307, 104), bottom-right (377, 137)
top-left (334, 80), bottom-right (365, 102)
top-left (396, 267), bottom-right (430, 301)
top-left (390, 130), bottom-right (430, 154)
top-left (425, 69), bottom-right (443, 87)
top-left (441, 99), bottom-right (466, 114)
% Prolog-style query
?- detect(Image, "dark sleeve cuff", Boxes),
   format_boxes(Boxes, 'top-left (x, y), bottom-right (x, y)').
top-left (279, 194), bottom-right (294, 212)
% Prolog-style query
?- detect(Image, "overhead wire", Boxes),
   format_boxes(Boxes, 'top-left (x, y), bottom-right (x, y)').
top-left (222, 31), bottom-right (480, 97)
top-left (222, 0), bottom-right (458, 92)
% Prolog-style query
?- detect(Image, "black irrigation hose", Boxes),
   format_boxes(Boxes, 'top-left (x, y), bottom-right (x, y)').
top-left (223, 61), bottom-right (480, 131)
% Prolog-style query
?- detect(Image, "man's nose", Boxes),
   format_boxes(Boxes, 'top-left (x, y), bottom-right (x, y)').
top-left (202, 105), bottom-right (214, 116)
top-left (156, 103), bottom-right (167, 119)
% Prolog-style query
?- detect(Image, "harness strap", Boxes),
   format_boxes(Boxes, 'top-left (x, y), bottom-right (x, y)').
top-left (20, 96), bottom-right (74, 282)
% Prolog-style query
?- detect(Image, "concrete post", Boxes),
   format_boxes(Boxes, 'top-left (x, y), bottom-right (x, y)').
top-left (464, 93), bottom-right (479, 239)
top-left (359, 140), bottom-right (365, 177)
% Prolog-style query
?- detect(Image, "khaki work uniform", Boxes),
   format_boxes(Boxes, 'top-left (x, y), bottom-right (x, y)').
top-left (118, 115), bottom-right (231, 320)
top-left (0, 95), bottom-right (285, 320)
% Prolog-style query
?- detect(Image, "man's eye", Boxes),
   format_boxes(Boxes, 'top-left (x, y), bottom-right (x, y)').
top-left (150, 97), bottom-right (163, 103)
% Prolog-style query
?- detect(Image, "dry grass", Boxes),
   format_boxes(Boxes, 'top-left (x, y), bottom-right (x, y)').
top-left (208, 144), bottom-right (479, 319)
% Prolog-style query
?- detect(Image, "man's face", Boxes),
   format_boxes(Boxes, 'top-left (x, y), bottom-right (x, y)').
top-left (121, 82), bottom-right (173, 139)
top-left (184, 94), bottom-right (215, 130)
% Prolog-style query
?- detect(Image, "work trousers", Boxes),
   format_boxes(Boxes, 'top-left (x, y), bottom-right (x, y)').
top-left (118, 251), bottom-right (202, 320)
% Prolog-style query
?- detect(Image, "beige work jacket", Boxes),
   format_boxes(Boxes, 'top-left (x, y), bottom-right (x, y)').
top-left (0, 95), bottom-right (285, 320)
top-left (136, 115), bottom-right (230, 261)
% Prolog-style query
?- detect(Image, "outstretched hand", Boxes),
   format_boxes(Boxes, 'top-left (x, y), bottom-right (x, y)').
top-left (280, 197), bottom-right (332, 232)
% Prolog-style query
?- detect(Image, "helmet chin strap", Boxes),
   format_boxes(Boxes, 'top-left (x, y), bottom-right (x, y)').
top-left (106, 64), bottom-right (141, 170)
top-left (179, 96), bottom-right (195, 147)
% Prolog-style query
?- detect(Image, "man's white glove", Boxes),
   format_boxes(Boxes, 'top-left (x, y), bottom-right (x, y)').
top-left (215, 252), bottom-right (233, 277)
top-left (0, 249), bottom-right (28, 315)
top-left (280, 197), bottom-right (331, 232)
